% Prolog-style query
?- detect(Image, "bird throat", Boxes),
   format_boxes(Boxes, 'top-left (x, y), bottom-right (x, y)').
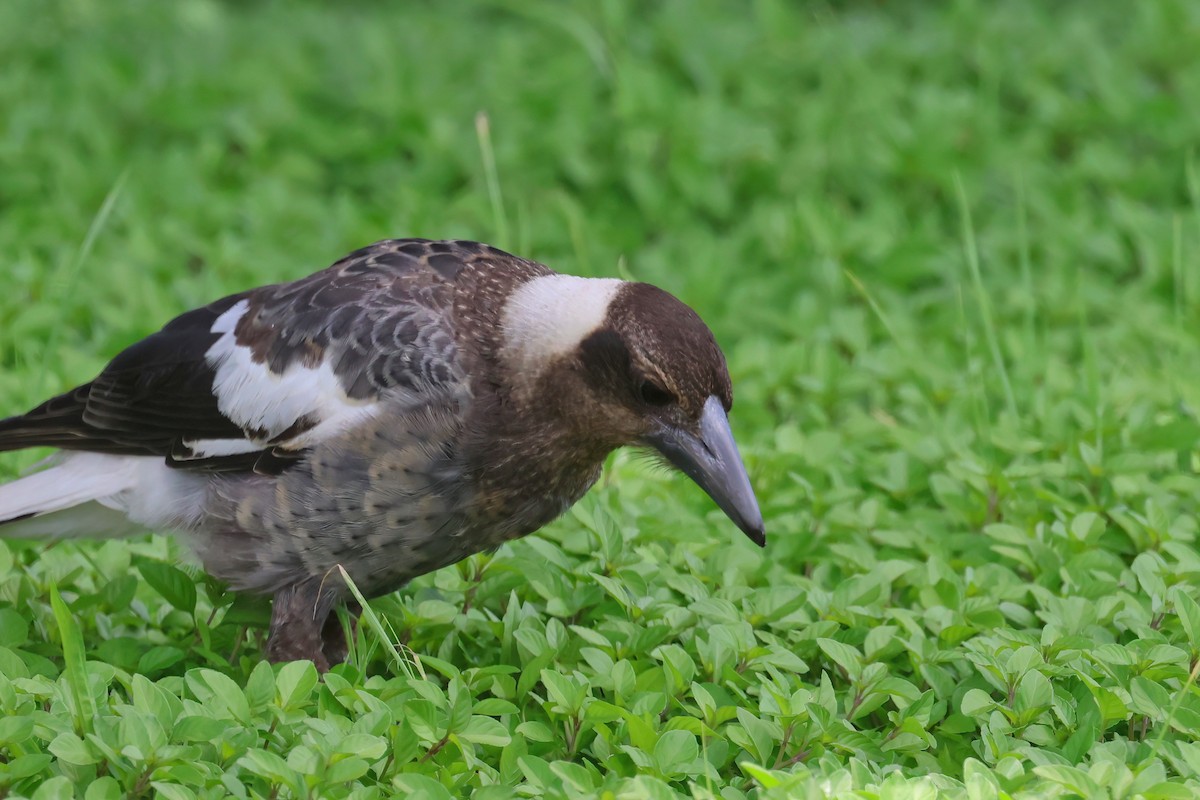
top-left (465, 406), bottom-right (612, 544)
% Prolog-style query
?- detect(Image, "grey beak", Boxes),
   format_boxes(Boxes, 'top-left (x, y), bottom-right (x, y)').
top-left (643, 395), bottom-right (766, 546)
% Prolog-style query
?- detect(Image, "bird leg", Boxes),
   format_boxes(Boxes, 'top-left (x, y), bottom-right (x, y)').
top-left (320, 602), bottom-right (360, 667)
top-left (266, 580), bottom-right (339, 672)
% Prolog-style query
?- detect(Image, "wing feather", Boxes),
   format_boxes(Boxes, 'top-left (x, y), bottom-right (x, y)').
top-left (0, 239), bottom-right (496, 474)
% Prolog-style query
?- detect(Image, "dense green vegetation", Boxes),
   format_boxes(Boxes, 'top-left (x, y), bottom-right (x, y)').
top-left (2, 0), bottom-right (1200, 797)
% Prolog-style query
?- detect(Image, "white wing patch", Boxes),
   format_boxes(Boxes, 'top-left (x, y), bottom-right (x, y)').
top-left (500, 275), bottom-right (623, 376)
top-left (202, 301), bottom-right (380, 456)
top-left (179, 437), bottom-right (263, 458)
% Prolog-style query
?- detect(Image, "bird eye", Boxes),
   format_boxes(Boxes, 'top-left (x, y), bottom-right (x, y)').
top-left (638, 379), bottom-right (675, 406)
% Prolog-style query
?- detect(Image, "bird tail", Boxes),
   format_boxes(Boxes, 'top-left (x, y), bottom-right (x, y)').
top-left (0, 453), bottom-right (142, 539)
top-left (0, 386), bottom-right (93, 453)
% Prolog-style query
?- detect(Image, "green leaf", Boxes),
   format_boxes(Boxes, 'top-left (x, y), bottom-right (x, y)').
top-left (1138, 782), bottom-right (1198, 800)
top-left (99, 575), bottom-right (139, 611)
top-left (150, 784), bottom-right (196, 800)
top-left (1132, 553), bottom-right (1167, 603)
top-left (334, 734), bottom-right (388, 760)
top-left (1063, 683), bottom-right (1101, 763)
top-left (460, 716), bottom-right (512, 747)
top-left (48, 732), bottom-right (99, 766)
top-left (1130, 676), bottom-right (1172, 717)
top-left (517, 755), bottom-right (558, 791)
top-left (515, 721), bottom-right (555, 743)
top-left (1014, 669), bottom-right (1052, 716)
top-left (275, 659), bottom-right (318, 710)
top-left (239, 748), bottom-right (303, 792)
top-left (390, 775), bottom-right (455, 799)
top-left (138, 560), bottom-right (198, 613)
top-left (32, 776), bottom-right (75, 800)
top-left (864, 625), bottom-right (898, 660)
top-left (817, 638), bottom-right (862, 678)
top-left (391, 720), bottom-right (421, 767)
top-left (740, 762), bottom-right (783, 788)
top-left (653, 729), bottom-right (699, 776)
top-left (185, 668), bottom-right (251, 723)
top-left (473, 698), bottom-right (520, 716)
top-left (0, 715), bottom-right (34, 745)
top-left (244, 658), bottom-right (275, 709)
top-left (130, 672), bottom-right (177, 731)
top-left (548, 760), bottom-right (598, 793)
top-left (961, 689), bottom-right (995, 717)
top-left (1034, 765), bottom-right (1101, 796)
top-left (540, 669), bottom-right (587, 716)
top-left (326, 757), bottom-right (370, 783)
top-left (732, 708), bottom-right (777, 764)
top-left (1069, 512), bottom-right (1105, 541)
top-left (138, 646), bottom-right (186, 674)
top-left (9, 754), bottom-right (54, 781)
top-left (0, 608), bottom-right (29, 646)
top-left (446, 677), bottom-right (474, 734)
top-left (1172, 587), bottom-right (1200, 648)
top-left (0, 645), bottom-right (29, 679)
top-left (219, 593), bottom-right (272, 627)
top-left (49, 584), bottom-right (94, 730)
top-left (174, 715), bottom-right (230, 742)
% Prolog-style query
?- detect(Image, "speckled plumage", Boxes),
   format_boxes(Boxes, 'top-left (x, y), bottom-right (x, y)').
top-left (0, 238), bottom-right (763, 670)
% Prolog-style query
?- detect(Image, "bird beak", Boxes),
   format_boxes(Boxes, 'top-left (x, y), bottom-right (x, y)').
top-left (642, 395), bottom-right (766, 546)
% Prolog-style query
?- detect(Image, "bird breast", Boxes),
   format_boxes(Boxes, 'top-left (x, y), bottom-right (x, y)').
top-left (199, 387), bottom-right (606, 600)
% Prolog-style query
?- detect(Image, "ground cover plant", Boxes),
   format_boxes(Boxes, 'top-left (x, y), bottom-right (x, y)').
top-left (1, 0), bottom-right (1200, 797)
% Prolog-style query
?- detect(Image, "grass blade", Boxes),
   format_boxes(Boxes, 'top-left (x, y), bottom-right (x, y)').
top-left (36, 170), bottom-right (128, 396)
top-left (475, 111), bottom-right (511, 250)
top-left (955, 173), bottom-right (1018, 423)
top-left (49, 584), bottom-right (94, 733)
top-left (337, 566), bottom-right (423, 680)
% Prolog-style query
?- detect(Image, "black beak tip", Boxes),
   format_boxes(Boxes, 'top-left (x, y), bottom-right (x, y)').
top-left (743, 523), bottom-right (766, 548)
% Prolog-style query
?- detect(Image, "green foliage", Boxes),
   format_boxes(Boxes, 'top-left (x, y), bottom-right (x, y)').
top-left (2, 0), bottom-right (1200, 796)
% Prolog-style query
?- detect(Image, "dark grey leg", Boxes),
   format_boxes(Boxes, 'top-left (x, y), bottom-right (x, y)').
top-left (266, 580), bottom-right (338, 671)
top-left (320, 604), bottom-right (360, 667)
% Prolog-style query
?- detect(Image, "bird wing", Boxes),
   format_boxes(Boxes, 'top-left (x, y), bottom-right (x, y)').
top-left (0, 239), bottom-right (480, 474)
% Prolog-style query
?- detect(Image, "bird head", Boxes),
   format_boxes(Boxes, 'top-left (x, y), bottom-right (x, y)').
top-left (500, 274), bottom-right (765, 546)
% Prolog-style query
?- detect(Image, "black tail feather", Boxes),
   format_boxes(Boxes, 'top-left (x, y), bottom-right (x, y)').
top-left (0, 385), bottom-right (92, 453)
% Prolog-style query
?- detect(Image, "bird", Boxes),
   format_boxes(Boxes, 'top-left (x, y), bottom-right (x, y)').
top-left (0, 238), bottom-right (764, 670)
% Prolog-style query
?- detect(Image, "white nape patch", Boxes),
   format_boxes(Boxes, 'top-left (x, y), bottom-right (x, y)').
top-left (205, 301), bottom-right (380, 452)
top-left (501, 275), bottom-right (624, 375)
top-left (0, 452), bottom-right (208, 535)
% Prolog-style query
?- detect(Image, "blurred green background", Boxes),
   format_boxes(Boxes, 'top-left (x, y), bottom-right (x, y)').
top-left (2, 1), bottom-right (1200, 797)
